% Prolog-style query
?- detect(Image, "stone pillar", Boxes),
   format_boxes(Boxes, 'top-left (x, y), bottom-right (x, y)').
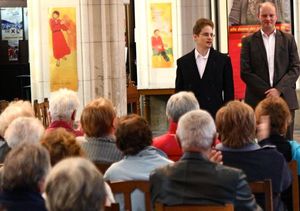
top-left (27, 0), bottom-right (127, 118)
top-left (179, 0), bottom-right (211, 55)
top-left (80, 0), bottom-right (127, 115)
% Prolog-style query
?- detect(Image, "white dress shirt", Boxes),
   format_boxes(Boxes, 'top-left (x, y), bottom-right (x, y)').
top-left (261, 29), bottom-right (276, 86)
top-left (195, 48), bottom-right (210, 78)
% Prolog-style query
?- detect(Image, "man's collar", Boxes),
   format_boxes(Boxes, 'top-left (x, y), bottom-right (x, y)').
top-left (260, 28), bottom-right (276, 37)
top-left (195, 48), bottom-right (210, 59)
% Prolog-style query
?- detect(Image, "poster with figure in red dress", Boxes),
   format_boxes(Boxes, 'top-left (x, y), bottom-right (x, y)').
top-left (48, 8), bottom-right (78, 92)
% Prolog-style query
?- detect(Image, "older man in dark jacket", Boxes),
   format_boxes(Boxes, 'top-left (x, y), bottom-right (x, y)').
top-left (150, 110), bottom-right (262, 211)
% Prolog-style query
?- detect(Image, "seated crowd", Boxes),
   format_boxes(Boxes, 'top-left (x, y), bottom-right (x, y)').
top-left (0, 89), bottom-right (298, 211)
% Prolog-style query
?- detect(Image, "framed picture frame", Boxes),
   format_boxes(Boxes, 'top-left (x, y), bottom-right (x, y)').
top-left (135, 0), bottom-right (179, 89)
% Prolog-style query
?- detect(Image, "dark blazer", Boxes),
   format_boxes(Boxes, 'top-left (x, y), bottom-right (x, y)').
top-left (175, 48), bottom-right (234, 118)
top-left (217, 144), bottom-right (292, 211)
top-left (150, 152), bottom-right (262, 211)
top-left (241, 30), bottom-right (300, 109)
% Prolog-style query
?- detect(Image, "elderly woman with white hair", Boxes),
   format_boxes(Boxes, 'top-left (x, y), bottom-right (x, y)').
top-left (0, 101), bottom-right (35, 162)
top-left (47, 88), bottom-right (83, 137)
top-left (153, 91), bottom-right (199, 161)
top-left (4, 117), bottom-right (45, 149)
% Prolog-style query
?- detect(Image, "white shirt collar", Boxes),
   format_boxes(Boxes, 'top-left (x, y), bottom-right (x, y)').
top-left (195, 48), bottom-right (210, 59)
top-left (260, 29), bottom-right (276, 37)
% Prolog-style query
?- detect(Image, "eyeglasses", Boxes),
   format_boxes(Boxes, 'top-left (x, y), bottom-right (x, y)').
top-left (200, 33), bottom-right (215, 38)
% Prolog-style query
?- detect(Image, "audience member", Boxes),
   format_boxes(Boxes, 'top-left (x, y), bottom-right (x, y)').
top-left (215, 101), bottom-right (291, 211)
top-left (40, 128), bottom-right (115, 206)
top-left (0, 100), bottom-right (34, 162)
top-left (153, 91), bottom-right (199, 161)
top-left (45, 157), bottom-right (106, 211)
top-left (255, 97), bottom-right (292, 160)
top-left (47, 88), bottom-right (83, 137)
top-left (0, 143), bottom-right (50, 211)
top-left (40, 128), bottom-right (85, 166)
top-left (255, 97), bottom-right (299, 210)
top-left (104, 114), bottom-right (172, 211)
top-left (4, 117), bottom-right (44, 149)
top-left (150, 109), bottom-right (261, 211)
top-left (80, 97), bottom-right (122, 164)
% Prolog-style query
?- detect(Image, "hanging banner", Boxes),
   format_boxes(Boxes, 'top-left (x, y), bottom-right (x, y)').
top-left (48, 7), bottom-right (78, 91)
top-left (149, 2), bottom-right (174, 68)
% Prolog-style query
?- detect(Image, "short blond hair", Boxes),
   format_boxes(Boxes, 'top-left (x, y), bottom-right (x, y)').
top-left (216, 101), bottom-right (256, 148)
top-left (80, 97), bottom-right (116, 137)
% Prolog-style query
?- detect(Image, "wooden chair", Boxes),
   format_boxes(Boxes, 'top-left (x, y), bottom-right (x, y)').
top-left (33, 98), bottom-right (50, 128)
top-left (249, 179), bottom-right (273, 211)
top-left (155, 203), bottom-right (234, 211)
top-left (127, 80), bottom-right (140, 114)
top-left (93, 162), bottom-right (111, 174)
top-left (109, 181), bottom-right (150, 211)
top-left (104, 203), bottom-right (119, 211)
top-left (288, 160), bottom-right (299, 211)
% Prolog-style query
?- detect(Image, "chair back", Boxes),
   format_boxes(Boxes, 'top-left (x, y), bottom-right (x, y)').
top-left (155, 203), bottom-right (234, 211)
top-left (93, 162), bottom-right (111, 174)
top-left (127, 80), bottom-right (140, 114)
top-left (249, 179), bottom-right (273, 211)
top-left (104, 203), bottom-right (119, 211)
top-left (288, 160), bottom-right (299, 211)
top-left (33, 98), bottom-right (50, 128)
top-left (109, 181), bottom-right (150, 211)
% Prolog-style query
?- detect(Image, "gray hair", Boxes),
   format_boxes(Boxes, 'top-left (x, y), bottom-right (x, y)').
top-left (2, 143), bottom-right (51, 192)
top-left (4, 117), bottom-right (45, 148)
top-left (166, 91), bottom-right (200, 122)
top-left (49, 88), bottom-right (80, 121)
top-left (0, 100), bottom-right (34, 137)
top-left (176, 110), bottom-right (216, 151)
top-left (45, 157), bottom-right (106, 211)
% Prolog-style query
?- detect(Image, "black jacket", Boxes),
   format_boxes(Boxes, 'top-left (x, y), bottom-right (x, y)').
top-left (150, 152), bottom-right (262, 211)
top-left (175, 48), bottom-right (234, 118)
top-left (217, 144), bottom-right (292, 211)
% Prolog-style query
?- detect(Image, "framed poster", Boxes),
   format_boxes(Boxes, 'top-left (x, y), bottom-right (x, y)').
top-left (227, 0), bottom-right (292, 99)
top-left (1, 8), bottom-right (23, 40)
top-left (48, 7), bottom-right (78, 91)
top-left (135, 0), bottom-right (178, 89)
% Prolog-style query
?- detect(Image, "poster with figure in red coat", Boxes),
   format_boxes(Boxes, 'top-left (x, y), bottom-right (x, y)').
top-left (48, 8), bottom-right (78, 92)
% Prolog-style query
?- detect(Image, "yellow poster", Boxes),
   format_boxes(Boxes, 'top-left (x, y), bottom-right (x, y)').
top-left (150, 3), bottom-right (173, 68)
top-left (48, 7), bottom-right (78, 91)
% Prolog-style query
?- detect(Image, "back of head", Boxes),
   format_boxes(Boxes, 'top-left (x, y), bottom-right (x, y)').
top-left (45, 157), bottom-right (105, 211)
top-left (193, 18), bottom-right (214, 35)
top-left (116, 114), bottom-right (152, 155)
top-left (80, 97), bottom-right (116, 137)
top-left (2, 143), bottom-right (50, 192)
top-left (166, 91), bottom-right (200, 122)
top-left (4, 117), bottom-right (45, 148)
top-left (176, 110), bottom-right (215, 152)
top-left (0, 100), bottom-right (34, 137)
top-left (216, 101), bottom-right (256, 148)
top-left (49, 88), bottom-right (80, 122)
top-left (255, 96), bottom-right (291, 136)
top-left (41, 128), bottom-right (85, 166)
